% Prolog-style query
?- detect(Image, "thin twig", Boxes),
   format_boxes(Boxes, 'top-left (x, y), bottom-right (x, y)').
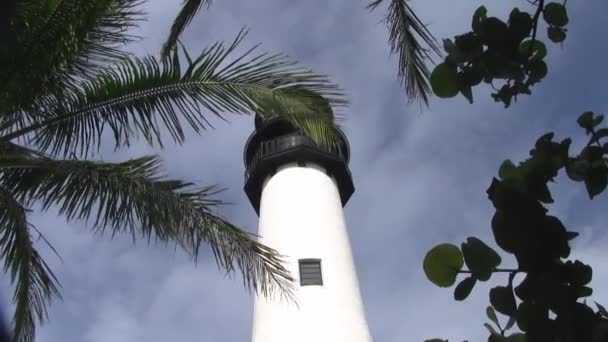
top-left (528, 0), bottom-right (546, 60)
top-left (458, 268), bottom-right (519, 274)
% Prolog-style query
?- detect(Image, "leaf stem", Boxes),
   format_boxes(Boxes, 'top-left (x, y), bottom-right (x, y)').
top-left (458, 268), bottom-right (519, 274)
top-left (528, 0), bottom-right (545, 60)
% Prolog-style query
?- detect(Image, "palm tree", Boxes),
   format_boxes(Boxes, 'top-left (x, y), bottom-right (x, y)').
top-left (0, 1), bottom-right (347, 341)
top-left (161, 0), bottom-right (441, 106)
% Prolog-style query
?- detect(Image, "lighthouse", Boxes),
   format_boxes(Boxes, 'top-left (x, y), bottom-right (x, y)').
top-left (244, 113), bottom-right (372, 342)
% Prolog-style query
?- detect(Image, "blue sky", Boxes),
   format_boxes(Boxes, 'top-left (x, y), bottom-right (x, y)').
top-left (2, 0), bottom-right (608, 341)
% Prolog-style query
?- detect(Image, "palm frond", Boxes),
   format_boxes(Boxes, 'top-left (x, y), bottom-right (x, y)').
top-left (0, 155), bottom-right (294, 299)
top-left (0, 188), bottom-right (61, 342)
top-left (161, 0), bottom-right (212, 58)
top-left (368, 0), bottom-right (441, 105)
top-left (0, 0), bottom-right (144, 118)
top-left (1, 29), bottom-right (347, 157)
top-left (0, 0), bottom-right (17, 34)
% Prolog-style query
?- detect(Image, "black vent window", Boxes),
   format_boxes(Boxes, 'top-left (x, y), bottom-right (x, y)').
top-left (299, 259), bottom-right (323, 286)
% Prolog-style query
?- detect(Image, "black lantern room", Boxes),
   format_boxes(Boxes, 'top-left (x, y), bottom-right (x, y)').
top-left (243, 114), bottom-right (354, 214)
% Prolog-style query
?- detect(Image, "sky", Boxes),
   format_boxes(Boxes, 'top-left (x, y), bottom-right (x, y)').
top-left (2, 0), bottom-right (608, 341)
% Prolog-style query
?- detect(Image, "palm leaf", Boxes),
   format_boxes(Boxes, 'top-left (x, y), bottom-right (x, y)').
top-left (1, 29), bottom-right (347, 157)
top-left (0, 0), bottom-right (17, 34)
top-left (368, 0), bottom-right (441, 105)
top-left (0, 155), bottom-right (294, 299)
top-left (0, 188), bottom-right (61, 342)
top-left (0, 0), bottom-right (144, 123)
top-left (161, 0), bottom-right (212, 58)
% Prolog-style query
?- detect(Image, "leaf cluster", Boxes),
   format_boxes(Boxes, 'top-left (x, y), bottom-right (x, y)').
top-left (423, 112), bottom-right (608, 342)
top-left (429, 2), bottom-right (569, 107)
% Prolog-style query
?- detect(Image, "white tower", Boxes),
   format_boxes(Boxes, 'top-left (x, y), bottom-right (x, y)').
top-left (244, 114), bottom-right (372, 342)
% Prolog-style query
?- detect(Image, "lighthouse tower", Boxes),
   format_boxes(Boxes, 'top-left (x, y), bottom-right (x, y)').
top-left (244, 114), bottom-right (372, 342)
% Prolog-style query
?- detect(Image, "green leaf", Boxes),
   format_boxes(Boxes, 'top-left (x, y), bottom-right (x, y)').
top-left (486, 306), bottom-right (500, 328)
top-left (593, 114), bottom-right (605, 127)
top-left (528, 60), bottom-right (548, 81)
top-left (584, 165), bottom-right (608, 199)
top-left (472, 6), bottom-right (488, 33)
top-left (509, 10), bottom-right (533, 39)
top-left (366, 0), bottom-right (443, 106)
top-left (459, 83), bottom-right (474, 104)
top-left (430, 63), bottom-right (460, 98)
top-left (490, 286), bottom-right (517, 316)
top-left (454, 276), bottom-right (476, 300)
top-left (570, 260), bottom-right (593, 286)
top-left (596, 302), bottom-right (608, 318)
top-left (566, 231), bottom-right (580, 240)
top-left (566, 159), bottom-right (590, 182)
top-left (454, 33), bottom-right (483, 59)
top-left (499, 160), bottom-right (517, 180)
top-left (519, 40), bottom-right (547, 60)
top-left (480, 17), bottom-right (508, 46)
top-left (15, 30), bottom-right (347, 155)
top-left (0, 188), bottom-right (61, 342)
top-left (443, 39), bottom-right (456, 54)
top-left (547, 27), bottom-right (567, 43)
top-left (484, 322), bottom-right (500, 336)
top-left (423, 244), bottom-right (464, 287)
top-left (462, 237), bottom-right (502, 281)
top-left (491, 211), bottom-right (520, 254)
top-left (578, 111), bottom-right (595, 131)
top-left (543, 3), bottom-right (569, 27)
top-left (505, 333), bottom-right (526, 342)
top-left (161, 0), bottom-right (213, 58)
top-left (516, 302), bottom-right (532, 332)
top-left (504, 316), bottom-right (517, 331)
top-left (577, 286), bottom-right (593, 298)
top-left (460, 64), bottom-right (484, 87)
top-left (1, 156), bottom-right (296, 311)
top-left (596, 128), bottom-right (608, 140)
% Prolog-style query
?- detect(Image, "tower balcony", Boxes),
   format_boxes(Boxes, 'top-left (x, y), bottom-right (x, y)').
top-left (243, 117), bottom-right (354, 214)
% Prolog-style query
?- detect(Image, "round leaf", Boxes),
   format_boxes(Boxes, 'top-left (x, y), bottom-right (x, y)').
top-left (528, 60), bottom-right (548, 81)
top-left (548, 26), bottom-right (566, 43)
top-left (454, 276), bottom-right (476, 300)
top-left (455, 33), bottom-right (483, 59)
top-left (566, 159), bottom-right (590, 182)
top-left (519, 40), bottom-right (547, 60)
top-left (543, 3), bottom-right (569, 27)
top-left (584, 165), bottom-right (608, 199)
top-left (480, 17), bottom-right (508, 46)
top-left (423, 244), bottom-right (464, 287)
top-left (460, 64), bottom-right (484, 87)
top-left (486, 306), bottom-right (500, 327)
top-left (490, 286), bottom-right (517, 316)
top-left (509, 10), bottom-right (533, 39)
top-left (499, 160), bottom-right (517, 180)
top-left (430, 63), bottom-right (460, 98)
top-left (462, 237), bottom-right (502, 281)
top-left (577, 111), bottom-right (595, 130)
top-left (472, 6), bottom-right (488, 33)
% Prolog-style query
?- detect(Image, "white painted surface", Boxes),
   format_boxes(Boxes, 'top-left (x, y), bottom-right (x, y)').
top-left (252, 162), bottom-right (372, 342)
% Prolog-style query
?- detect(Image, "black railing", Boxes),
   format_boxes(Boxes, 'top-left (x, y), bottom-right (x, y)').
top-left (245, 133), bottom-right (347, 182)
